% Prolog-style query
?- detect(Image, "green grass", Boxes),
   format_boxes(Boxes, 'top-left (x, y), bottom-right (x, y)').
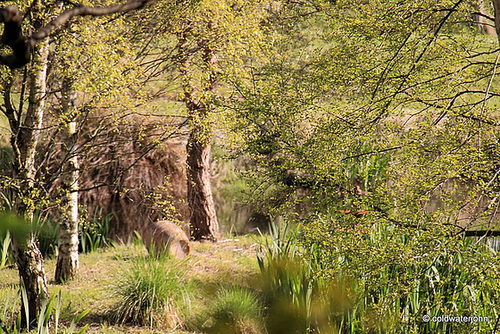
top-left (2, 224), bottom-right (498, 333)
top-left (192, 287), bottom-right (264, 334)
top-left (0, 236), bottom-right (262, 333)
top-left (112, 252), bottom-right (187, 327)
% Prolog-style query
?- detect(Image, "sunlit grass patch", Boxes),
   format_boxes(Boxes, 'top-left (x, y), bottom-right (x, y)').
top-left (111, 252), bottom-right (189, 329)
top-left (191, 286), bottom-right (264, 334)
top-left (0, 235), bottom-right (260, 333)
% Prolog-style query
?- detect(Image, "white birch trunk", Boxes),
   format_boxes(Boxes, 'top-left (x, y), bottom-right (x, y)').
top-left (10, 35), bottom-right (50, 329)
top-left (55, 78), bottom-right (79, 283)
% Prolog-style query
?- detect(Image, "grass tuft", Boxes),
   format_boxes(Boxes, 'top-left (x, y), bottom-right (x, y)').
top-left (206, 287), bottom-right (263, 334)
top-left (112, 253), bottom-right (187, 328)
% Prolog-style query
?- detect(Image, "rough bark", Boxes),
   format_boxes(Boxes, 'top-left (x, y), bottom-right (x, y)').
top-left (55, 78), bottom-right (79, 283)
top-left (9, 33), bottom-right (50, 329)
top-left (186, 120), bottom-right (220, 241)
top-left (180, 35), bottom-right (220, 241)
top-left (10, 236), bottom-right (48, 328)
top-left (473, 0), bottom-right (495, 35)
top-left (492, 0), bottom-right (500, 44)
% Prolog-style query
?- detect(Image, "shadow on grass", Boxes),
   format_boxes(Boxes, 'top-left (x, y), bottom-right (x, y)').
top-left (72, 309), bottom-right (114, 328)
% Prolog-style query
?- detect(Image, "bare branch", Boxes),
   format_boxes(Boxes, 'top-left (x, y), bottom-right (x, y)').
top-left (30, 0), bottom-right (156, 41)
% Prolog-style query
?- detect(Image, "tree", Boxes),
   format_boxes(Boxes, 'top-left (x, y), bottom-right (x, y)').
top-left (0, 0), bottom-right (155, 327)
top-left (225, 0), bottom-right (500, 224)
top-left (54, 76), bottom-right (79, 283)
top-left (178, 28), bottom-right (221, 241)
top-left (51, 1), bottom-right (144, 283)
top-left (5, 2), bottom-right (50, 327)
top-left (222, 0), bottom-right (500, 330)
top-left (136, 0), bottom-right (268, 241)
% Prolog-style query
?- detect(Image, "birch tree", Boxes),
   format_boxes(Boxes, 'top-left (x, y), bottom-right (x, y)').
top-left (0, 0), bottom-right (154, 327)
top-left (5, 2), bottom-right (50, 327)
top-left (54, 77), bottom-right (79, 283)
top-left (52, 4), bottom-right (142, 283)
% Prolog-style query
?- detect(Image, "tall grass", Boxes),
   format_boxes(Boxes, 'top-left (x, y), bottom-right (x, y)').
top-left (79, 211), bottom-right (112, 253)
top-left (248, 221), bottom-right (500, 333)
top-left (203, 287), bottom-right (263, 334)
top-left (257, 223), bottom-right (313, 332)
top-left (0, 288), bottom-right (88, 334)
top-left (33, 213), bottom-right (59, 258)
top-left (112, 253), bottom-right (187, 328)
top-left (0, 208), bottom-right (113, 266)
top-left (255, 223), bottom-right (355, 333)
top-left (0, 231), bottom-right (10, 268)
top-left (301, 217), bottom-right (500, 333)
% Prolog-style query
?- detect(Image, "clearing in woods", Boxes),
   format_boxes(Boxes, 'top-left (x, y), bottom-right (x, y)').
top-left (0, 236), bottom-right (262, 333)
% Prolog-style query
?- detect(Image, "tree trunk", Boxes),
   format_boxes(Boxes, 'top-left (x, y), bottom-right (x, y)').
top-left (186, 115), bottom-right (220, 241)
top-left (473, 0), bottom-right (495, 35)
top-left (10, 237), bottom-right (48, 328)
top-left (9, 33), bottom-right (50, 329)
top-left (492, 0), bottom-right (500, 44)
top-left (180, 35), bottom-right (220, 241)
top-left (55, 78), bottom-right (79, 283)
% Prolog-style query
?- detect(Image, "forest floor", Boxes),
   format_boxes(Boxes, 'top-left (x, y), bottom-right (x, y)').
top-left (0, 235), bottom-right (263, 333)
